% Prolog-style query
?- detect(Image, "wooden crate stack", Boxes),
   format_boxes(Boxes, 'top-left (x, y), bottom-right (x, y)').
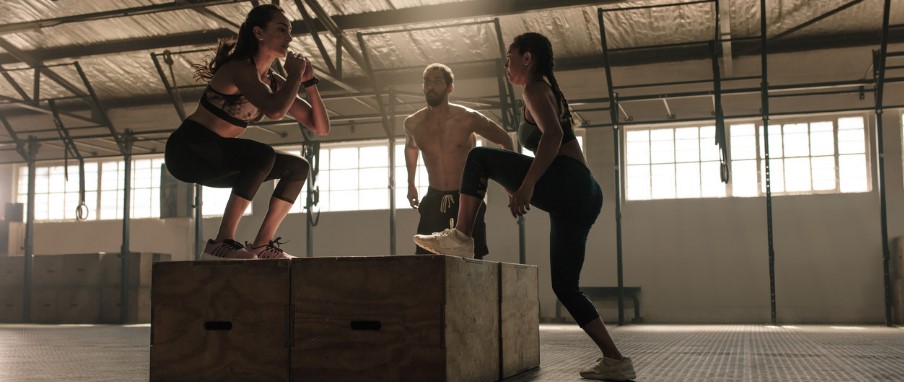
top-left (31, 253), bottom-right (102, 323)
top-left (895, 237), bottom-right (904, 324)
top-left (101, 252), bottom-right (171, 323)
top-left (0, 252), bottom-right (169, 324)
top-left (0, 256), bottom-right (23, 322)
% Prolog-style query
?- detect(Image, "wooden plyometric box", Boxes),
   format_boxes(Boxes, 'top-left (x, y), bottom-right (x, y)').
top-left (0, 256), bottom-right (23, 287)
top-left (31, 254), bottom-right (102, 287)
top-left (57, 286), bottom-right (101, 323)
top-left (60, 254), bottom-right (102, 286)
top-left (101, 286), bottom-right (151, 324)
top-left (150, 260), bottom-right (291, 382)
top-left (31, 256), bottom-right (64, 287)
top-left (895, 278), bottom-right (904, 325)
top-left (0, 286), bottom-right (22, 322)
top-left (895, 237), bottom-right (904, 279)
top-left (292, 255), bottom-right (499, 382)
top-left (102, 252), bottom-right (171, 287)
top-left (499, 262), bottom-right (540, 379)
top-left (29, 287), bottom-right (58, 323)
top-left (29, 286), bottom-right (101, 323)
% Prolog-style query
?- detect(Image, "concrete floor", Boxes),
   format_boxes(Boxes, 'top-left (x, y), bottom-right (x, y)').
top-left (1, 324), bottom-right (903, 381)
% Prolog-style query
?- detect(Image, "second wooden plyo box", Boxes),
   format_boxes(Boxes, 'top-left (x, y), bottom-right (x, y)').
top-left (292, 255), bottom-right (499, 382)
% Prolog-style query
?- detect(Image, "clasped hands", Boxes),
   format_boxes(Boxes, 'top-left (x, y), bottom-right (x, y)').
top-left (284, 51), bottom-right (314, 82)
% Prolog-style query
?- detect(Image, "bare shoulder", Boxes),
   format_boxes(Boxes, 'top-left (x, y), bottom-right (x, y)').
top-left (522, 81), bottom-right (552, 105)
top-left (450, 103), bottom-right (488, 123)
top-left (404, 107), bottom-right (428, 133)
top-left (211, 59), bottom-right (253, 86)
top-left (218, 58), bottom-right (254, 77)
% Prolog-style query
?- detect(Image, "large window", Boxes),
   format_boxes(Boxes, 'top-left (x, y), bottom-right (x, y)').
top-left (730, 117), bottom-right (868, 196)
top-left (289, 133), bottom-right (582, 212)
top-left (17, 156), bottom-right (165, 221)
top-left (200, 186), bottom-right (254, 217)
top-left (625, 116), bottom-right (869, 200)
top-left (626, 126), bottom-right (725, 200)
top-left (288, 140), bottom-right (428, 213)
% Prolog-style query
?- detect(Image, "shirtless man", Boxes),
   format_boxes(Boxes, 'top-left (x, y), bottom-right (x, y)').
top-left (405, 63), bottom-right (514, 259)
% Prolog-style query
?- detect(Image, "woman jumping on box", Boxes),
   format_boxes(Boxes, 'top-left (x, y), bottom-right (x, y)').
top-left (165, 4), bottom-right (329, 260)
top-left (413, 32), bottom-right (636, 381)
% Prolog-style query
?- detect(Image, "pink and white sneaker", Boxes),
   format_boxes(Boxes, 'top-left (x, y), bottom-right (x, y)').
top-left (201, 239), bottom-right (257, 261)
top-left (246, 237), bottom-right (296, 259)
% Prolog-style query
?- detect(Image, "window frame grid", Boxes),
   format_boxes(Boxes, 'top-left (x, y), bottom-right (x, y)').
top-left (751, 115), bottom-right (869, 196)
top-left (16, 154), bottom-right (166, 222)
top-left (282, 139), bottom-right (430, 213)
top-left (623, 114), bottom-right (870, 201)
top-left (622, 124), bottom-right (726, 200)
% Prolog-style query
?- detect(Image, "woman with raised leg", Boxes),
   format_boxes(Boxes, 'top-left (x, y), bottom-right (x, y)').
top-left (414, 32), bottom-right (636, 381)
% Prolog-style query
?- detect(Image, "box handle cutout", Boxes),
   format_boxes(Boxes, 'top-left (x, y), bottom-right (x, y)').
top-left (204, 321), bottom-right (233, 331)
top-left (350, 320), bottom-right (381, 331)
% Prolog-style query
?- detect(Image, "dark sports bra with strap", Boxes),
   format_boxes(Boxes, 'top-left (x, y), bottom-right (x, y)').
top-left (517, 107), bottom-right (576, 152)
top-left (199, 67), bottom-right (278, 128)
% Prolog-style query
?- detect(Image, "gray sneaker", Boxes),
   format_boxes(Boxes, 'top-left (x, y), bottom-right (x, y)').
top-left (579, 356), bottom-right (636, 381)
top-left (412, 227), bottom-right (474, 258)
top-left (201, 239), bottom-right (256, 260)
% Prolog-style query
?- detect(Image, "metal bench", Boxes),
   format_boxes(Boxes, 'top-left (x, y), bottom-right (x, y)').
top-left (554, 286), bottom-right (642, 324)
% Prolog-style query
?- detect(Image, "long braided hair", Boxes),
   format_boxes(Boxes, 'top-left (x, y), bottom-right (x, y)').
top-left (510, 32), bottom-right (574, 128)
top-left (192, 4), bottom-right (284, 82)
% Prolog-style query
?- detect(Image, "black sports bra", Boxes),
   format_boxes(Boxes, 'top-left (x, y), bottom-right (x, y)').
top-left (199, 68), bottom-right (278, 128)
top-left (517, 107), bottom-right (576, 152)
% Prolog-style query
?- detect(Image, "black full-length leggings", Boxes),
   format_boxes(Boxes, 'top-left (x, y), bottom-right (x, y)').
top-left (461, 147), bottom-right (604, 327)
top-left (164, 119), bottom-right (308, 204)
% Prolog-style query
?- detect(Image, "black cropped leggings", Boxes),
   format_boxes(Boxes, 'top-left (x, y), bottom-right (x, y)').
top-left (461, 147), bottom-right (604, 327)
top-left (164, 119), bottom-right (308, 204)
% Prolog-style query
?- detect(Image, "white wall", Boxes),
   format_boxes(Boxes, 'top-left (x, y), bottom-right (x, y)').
top-left (31, 218), bottom-right (193, 258)
top-left (10, 45), bottom-right (904, 324)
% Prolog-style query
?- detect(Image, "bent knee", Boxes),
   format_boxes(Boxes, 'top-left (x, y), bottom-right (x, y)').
top-left (284, 155), bottom-right (310, 181)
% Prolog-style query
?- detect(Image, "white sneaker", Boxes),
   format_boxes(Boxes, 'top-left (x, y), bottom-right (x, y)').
top-left (579, 356), bottom-right (636, 381)
top-left (413, 227), bottom-right (474, 258)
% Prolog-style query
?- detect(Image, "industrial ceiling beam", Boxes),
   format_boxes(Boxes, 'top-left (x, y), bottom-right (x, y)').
top-left (0, 0), bottom-right (248, 35)
top-left (0, 38), bottom-right (127, 152)
top-left (0, 0), bottom-right (611, 65)
top-left (302, 0), bottom-right (366, 70)
top-left (0, 38), bottom-right (88, 98)
top-left (190, 7), bottom-right (243, 31)
top-left (771, 0), bottom-right (866, 42)
top-left (294, 0), bottom-right (336, 75)
top-left (719, 0), bottom-right (733, 75)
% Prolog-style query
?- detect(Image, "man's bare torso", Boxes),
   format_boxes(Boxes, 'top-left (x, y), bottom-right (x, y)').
top-left (407, 104), bottom-right (479, 191)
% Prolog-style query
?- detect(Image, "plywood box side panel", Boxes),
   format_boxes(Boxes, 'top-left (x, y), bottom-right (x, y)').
top-left (0, 286), bottom-right (23, 322)
top-left (150, 260), bottom-right (291, 382)
top-left (500, 263), bottom-right (541, 378)
top-left (894, 279), bottom-right (904, 325)
top-left (60, 254), bottom-right (102, 286)
top-left (101, 286), bottom-right (151, 323)
top-left (895, 237), bottom-right (904, 279)
top-left (0, 257), bottom-right (24, 286)
top-left (444, 257), bottom-right (500, 382)
top-left (292, 256), bottom-right (447, 380)
top-left (31, 256), bottom-right (64, 287)
top-left (56, 286), bottom-right (101, 323)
